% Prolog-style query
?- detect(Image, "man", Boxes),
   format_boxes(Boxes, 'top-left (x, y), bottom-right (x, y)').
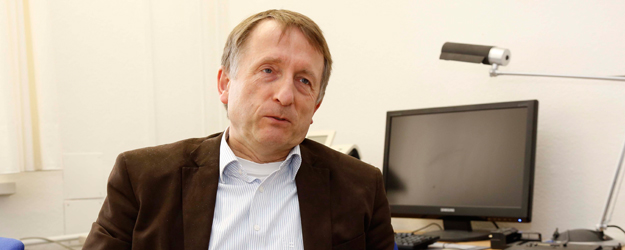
top-left (83, 9), bottom-right (394, 250)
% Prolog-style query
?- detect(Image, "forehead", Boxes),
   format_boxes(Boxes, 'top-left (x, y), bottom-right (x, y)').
top-left (245, 19), bottom-right (319, 52)
top-left (242, 20), bottom-right (324, 76)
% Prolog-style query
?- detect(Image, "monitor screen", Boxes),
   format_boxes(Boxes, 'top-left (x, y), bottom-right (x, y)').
top-left (382, 100), bottom-right (538, 241)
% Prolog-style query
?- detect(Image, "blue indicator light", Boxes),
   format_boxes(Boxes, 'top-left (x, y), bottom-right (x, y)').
top-left (518, 219), bottom-right (522, 222)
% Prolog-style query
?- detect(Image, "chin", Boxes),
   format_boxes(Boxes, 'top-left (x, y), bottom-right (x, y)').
top-left (257, 131), bottom-right (303, 148)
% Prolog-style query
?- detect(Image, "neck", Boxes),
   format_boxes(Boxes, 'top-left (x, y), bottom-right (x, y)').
top-left (226, 131), bottom-right (291, 163)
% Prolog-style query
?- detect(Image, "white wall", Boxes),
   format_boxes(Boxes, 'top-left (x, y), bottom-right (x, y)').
top-left (1, 0), bottom-right (624, 243)
top-left (0, 0), bottom-right (225, 239)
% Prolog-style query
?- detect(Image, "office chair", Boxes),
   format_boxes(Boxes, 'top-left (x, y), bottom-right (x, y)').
top-left (0, 237), bottom-right (24, 250)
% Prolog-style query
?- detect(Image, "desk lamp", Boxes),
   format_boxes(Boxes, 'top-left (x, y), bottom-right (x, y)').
top-left (439, 42), bottom-right (625, 242)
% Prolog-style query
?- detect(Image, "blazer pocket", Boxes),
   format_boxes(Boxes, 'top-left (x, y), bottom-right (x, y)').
top-left (332, 233), bottom-right (365, 250)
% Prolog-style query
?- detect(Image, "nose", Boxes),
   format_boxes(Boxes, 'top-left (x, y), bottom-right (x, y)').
top-left (273, 77), bottom-right (295, 106)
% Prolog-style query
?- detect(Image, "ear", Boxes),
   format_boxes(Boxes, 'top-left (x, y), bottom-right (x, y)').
top-left (217, 66), bottom-right (230, 104)
top-left (310, 99), bottom-right (323, 124)
top-left (313, 99), bottom-right (322, 113)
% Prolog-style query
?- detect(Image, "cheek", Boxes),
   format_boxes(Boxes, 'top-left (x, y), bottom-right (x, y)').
top-left (230, 83), bottom-right (263, 116)
top-left (229, 83), bottom-right (251, 105)
top-left (299, 104), bottom-right (317, 122)
top-left (240, 76), bottom-right (263, 96)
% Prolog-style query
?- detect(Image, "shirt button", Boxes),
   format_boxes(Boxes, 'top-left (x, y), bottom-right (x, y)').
top-left (259, 186), bottom-right (264, 193)
top-left (254, 225), bottom-right (260, 231)
top-left (238, 169), bottom-right (242, 174)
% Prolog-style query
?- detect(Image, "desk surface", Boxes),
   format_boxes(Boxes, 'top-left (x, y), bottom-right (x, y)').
top-left (435, 240), bottom-right (492, 250)
top-left (449, 240), bottom-right (490, 247)
top-left (433, 240), bottom-right (491, 250)
top-left (396, 231), bottom-right (493, 249)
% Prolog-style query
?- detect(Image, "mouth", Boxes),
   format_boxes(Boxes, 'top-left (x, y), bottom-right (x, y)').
top-left (268, 116), bottom-right (291, 123)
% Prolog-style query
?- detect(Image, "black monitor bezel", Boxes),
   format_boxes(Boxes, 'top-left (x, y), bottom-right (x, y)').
top-left (382, 100), bottom-right (538, 222)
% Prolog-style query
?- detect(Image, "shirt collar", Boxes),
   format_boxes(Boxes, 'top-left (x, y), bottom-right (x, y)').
top-left (219, 128), bottom-right (302, 182)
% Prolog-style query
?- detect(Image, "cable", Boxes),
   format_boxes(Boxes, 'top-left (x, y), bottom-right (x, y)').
top-left (410, 223), bottom-right (444, 234)
top-left (19, 237), bottom-right (75, 250)
top-left (608, 225), bottom-right (625, 235)
top-left (492, 221), bottom-right (499, 229)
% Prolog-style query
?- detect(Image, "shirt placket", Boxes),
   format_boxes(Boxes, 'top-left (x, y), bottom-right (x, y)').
top-left (248, 167), bottom-right (283, 249)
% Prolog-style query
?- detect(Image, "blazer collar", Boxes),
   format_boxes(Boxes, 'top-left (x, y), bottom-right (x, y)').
top-left (296, 141), bottom-right (332, 250)
top-left (182, 132), bottom-right (222, 250)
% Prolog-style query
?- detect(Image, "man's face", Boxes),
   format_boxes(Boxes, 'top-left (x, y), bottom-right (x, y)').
top-left (218, 20), bottom-right (324, 157)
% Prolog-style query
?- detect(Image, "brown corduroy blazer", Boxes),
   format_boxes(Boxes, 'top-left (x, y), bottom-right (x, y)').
top-left (82, 132), bottom-right (394, 250)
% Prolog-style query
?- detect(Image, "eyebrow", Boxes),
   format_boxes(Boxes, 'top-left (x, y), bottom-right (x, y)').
top-left (259, 57), bottom-right (283, 65)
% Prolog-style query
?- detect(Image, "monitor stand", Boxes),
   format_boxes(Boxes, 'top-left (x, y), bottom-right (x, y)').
top-left (422, 218), bottom-right (491, 242)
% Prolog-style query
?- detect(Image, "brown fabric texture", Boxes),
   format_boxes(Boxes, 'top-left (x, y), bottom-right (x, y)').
top-left (82, 132), bottom-right (394, 250)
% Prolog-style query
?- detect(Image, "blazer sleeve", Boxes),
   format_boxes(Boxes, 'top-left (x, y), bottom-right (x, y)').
top-left (366, 168), bottom-right (396, 250)
top-left (83, 153), bottom-right (138, 250)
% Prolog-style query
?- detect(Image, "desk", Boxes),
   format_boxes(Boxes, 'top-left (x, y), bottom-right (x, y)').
top-left (443, 240), bottom-right (491, 248)
top-left (433, 240), bottom-right (492, 250)
top-left (396, 231), bottom-right (493, 250)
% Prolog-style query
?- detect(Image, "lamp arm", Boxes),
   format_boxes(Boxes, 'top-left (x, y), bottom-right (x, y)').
top-left (598, 138), bottom-right (625, 231)
top-left (490, 63), bottom-right (625, 232)
top-left (489, 64), bottom-right (625, 82)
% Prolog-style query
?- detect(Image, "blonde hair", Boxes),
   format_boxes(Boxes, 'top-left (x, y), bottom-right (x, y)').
top-left (221, 9), bottom-right (332, 104)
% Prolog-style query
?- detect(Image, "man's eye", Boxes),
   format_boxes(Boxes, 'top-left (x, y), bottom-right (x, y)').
top-left (300, 78), bottom-right (310, 85)
top-left (262, 68), bottom-right (272, 74)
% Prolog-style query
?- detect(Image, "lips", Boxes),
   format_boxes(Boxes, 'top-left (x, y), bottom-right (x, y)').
top-left (269, 116), bottom-right (291, 123)
top-left (262, 108), bottom-right (293, 123)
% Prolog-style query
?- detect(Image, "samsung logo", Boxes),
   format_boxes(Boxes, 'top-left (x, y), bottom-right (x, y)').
top-left (441, 208), bottom-right (455, 213)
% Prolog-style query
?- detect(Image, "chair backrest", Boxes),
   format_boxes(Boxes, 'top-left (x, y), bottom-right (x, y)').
top-left (0, 237), bottom-right (25, 250)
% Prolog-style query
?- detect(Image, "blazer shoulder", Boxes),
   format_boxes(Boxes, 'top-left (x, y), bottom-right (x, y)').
top-left (300, 139), bottom-right (381, 180)
top-left (119, 132), bottom-right (222, 172)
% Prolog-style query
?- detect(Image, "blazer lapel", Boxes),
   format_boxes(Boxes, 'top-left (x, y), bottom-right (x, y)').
top-left (296, 144), bottom-right (332, 250)
top-left (182, 133), bottom-right (222, 250)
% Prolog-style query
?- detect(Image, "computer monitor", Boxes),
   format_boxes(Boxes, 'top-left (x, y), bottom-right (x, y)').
top-left (306, 130), bottom-right (336, 146)
top-left (383, 100), bottom-right (538, 242)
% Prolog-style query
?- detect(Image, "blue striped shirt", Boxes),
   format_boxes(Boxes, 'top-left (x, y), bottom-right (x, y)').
top-left (207, 131), bottom-right (304, 250)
